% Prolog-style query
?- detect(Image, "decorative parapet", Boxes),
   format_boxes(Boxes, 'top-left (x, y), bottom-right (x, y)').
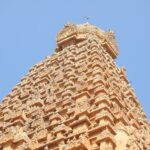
top-left (56, 23), bottom-right (118, 58)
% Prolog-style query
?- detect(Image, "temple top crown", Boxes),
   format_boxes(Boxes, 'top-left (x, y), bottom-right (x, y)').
top-left (56, 23), bottom-right (119, 59)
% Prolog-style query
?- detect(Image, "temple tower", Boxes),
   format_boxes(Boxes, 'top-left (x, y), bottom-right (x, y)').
top-left (0, 23), bottom-right (150, 150)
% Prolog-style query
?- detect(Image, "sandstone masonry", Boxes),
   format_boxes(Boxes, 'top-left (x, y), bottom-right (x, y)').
top-left (0, 23), bottom-right (150, 150)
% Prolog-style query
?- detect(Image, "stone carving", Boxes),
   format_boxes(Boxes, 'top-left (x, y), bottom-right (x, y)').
top-left (56, 23), bottom-right (77, 43)
top-left (0, 23), bottom-right (149, 150)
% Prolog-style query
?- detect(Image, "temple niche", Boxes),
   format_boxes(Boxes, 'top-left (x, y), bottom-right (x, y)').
top-left (0, 23), bottom-right (150, 150)
top-left (115, 130), bottom-right (129, 150)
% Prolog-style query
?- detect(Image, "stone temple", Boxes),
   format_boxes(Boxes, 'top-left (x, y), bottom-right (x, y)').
top-left (0, 23), bottom-right (150, 150)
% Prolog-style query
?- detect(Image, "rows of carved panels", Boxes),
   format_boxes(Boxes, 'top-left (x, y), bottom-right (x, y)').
top-left (0, 36), bottom-right (149, 149)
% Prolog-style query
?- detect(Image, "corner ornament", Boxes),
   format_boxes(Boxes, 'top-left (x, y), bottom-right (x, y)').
top-left (56, 23), bottom-right (77, 44)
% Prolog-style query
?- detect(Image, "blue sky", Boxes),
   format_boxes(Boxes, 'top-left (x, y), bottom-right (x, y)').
top-left (0, 0), bottom-right (150, 120)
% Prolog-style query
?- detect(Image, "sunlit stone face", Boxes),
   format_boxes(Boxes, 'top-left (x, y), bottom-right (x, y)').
top-left (0, 23), bottom-right (149, 150)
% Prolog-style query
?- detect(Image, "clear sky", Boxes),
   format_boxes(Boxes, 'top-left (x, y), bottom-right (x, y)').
top-left (0, 0), bottom-right (150, 120)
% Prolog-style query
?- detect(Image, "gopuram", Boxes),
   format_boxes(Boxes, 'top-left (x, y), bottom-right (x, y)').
top-left (0, 23), bottom-right (150, 150)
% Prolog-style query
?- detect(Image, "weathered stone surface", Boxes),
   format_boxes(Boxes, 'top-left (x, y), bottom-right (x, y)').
top-left (0, 23), bottom-right (150, 150)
